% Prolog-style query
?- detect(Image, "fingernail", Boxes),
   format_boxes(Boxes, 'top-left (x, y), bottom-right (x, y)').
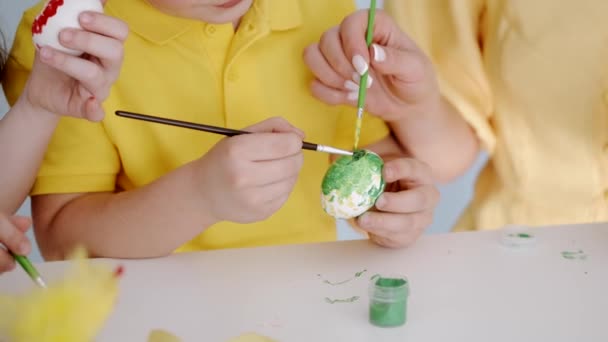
top-left (352, 55), bottom-right (368, 76)
top-left (19, 241), bottom-right (30, 255)
top-left (359, 213), bottom-right (371, 228)
top-left (347, 91), bottom-right (359, 102)
top-left (80, 12), bottom-right (93, 24)
top-left (372, 44), bottom-right (386, 62)
top-left (352, 72), bottom-right (372, 88)
top-left (39, 47), bottom-right (52, 59)
top-left (294, 127), bottom-right (305, 139)
top-left (375, 195), bottom-right (386, 209)
top-left (384, 165), bottom-right (393, 180)
top-left (60, 30), bottom-right (73, 42)
top-left (344, 80), bottom-right (359, 91)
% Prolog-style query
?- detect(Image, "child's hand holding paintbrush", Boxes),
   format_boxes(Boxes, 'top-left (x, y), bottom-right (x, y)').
top-left (0, 215), bottom-right (32, 274)
top-left (114, 116), bottom-right (311, 230)
top-left (189, 117), bottom-right (307, 224)
top-left (0, 214), bottom-right (46, 287)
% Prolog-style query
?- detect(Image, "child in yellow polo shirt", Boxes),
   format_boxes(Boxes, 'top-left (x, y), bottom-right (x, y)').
top-left (3, 0), bottom-right (439, 260)
top-left (0, 5), bottom-right (128, 273)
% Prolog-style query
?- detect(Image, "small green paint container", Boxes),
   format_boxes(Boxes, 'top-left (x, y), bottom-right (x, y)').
top-left (368, 274), bottom-right (409, 327)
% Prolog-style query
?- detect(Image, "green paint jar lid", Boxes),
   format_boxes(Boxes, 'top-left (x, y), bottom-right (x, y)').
top-left (369, 274), bottom-right (409, 327)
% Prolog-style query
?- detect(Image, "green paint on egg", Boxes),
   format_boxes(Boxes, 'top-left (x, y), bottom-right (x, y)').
top-left (321, 150), bottom-right (385, 219)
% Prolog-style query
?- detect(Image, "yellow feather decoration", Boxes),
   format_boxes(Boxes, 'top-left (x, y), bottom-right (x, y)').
top-left (0, 248), bottom-right (120, 342)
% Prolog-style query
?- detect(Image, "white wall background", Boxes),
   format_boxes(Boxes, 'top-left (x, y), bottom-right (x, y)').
top-left (0, 0), bottom-right (486, 262)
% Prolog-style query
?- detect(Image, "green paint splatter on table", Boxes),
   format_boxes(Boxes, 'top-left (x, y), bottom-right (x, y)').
top-left (321, 150), bottom-right (384, 199)
top-left (509, 233), bottom-right (532, 238)
top-left (324, 296), bottom-right (360, 304)
top-left (318, 269), bottom-right (367, 286)
top-left (561, 250), bottom-right (587, 260)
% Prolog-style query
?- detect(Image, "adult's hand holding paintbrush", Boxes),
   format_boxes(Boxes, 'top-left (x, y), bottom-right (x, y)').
top-left (303, 8), bottom-right (472, 181)
top-left (303, 8), bottom-right (439, 122)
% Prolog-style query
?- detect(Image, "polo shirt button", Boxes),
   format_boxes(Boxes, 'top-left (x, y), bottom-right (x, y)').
top-left (603, 143), bottom-right (608, 155)
top-left (206, 25), bottom-right (216, 35)
top-left (604, 189), bottom-right (608, 201)
top-left (603, 91), bottom-right (608, 105)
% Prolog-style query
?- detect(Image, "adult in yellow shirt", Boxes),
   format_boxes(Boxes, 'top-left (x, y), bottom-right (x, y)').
top-left (3, 0), bottom-right (440, 260)
top-left (308, 2), bottom-right (608, 231)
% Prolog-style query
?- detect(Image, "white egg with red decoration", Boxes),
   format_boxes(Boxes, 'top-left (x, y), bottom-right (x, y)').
top-left (32, 0), bottom-right (103, 56)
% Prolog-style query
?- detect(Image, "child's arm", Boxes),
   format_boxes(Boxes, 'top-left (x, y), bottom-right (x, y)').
top-left (32, 118), bottom-right (305, 260)
top-left (0, 9), bottom-right (128, 213)
top-left (0, 101), bottom-right (58, 213)
top-left (304, 10), bottom-right (479, 184)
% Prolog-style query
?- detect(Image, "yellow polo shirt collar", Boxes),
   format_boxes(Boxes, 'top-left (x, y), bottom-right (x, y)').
top-left (106, 0), bottom-right (302, 45)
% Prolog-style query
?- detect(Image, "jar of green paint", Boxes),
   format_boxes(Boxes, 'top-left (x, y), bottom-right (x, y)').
top-left (368, 274), bottom-right (409, 327)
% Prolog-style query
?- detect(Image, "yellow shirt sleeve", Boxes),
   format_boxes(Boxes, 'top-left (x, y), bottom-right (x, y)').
top-left (2, 3), bottom-right (120, 195)
top-left (1, 2), bottom-right (43, 105)
top-left (333, 107), bottom-right (390, 150)
top-left (385, 0), bottom-right (496, 153)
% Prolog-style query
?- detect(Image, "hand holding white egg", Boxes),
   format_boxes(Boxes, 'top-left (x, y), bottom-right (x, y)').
top-left (19, 0), bottom-right (128, 122)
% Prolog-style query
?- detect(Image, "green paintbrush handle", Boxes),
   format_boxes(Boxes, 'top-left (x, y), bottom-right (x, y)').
top-left (356, 0), bottom-right (377, 111)
top-left (11, 252), bottom-right (46, 288)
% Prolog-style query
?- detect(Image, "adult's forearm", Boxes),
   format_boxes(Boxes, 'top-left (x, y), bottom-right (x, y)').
top-left (389, 97), bottom-right (480, 183)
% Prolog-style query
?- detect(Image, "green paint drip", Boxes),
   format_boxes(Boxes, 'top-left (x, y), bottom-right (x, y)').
top-left (369, 276), bottom-right (409, 327)
top-left (561, 250), bottom-right (587, 260)
top-left (318, 269), bottom-right (367, 286)
top-left (325, 296), bottom-right (360, 304)
top-left (321, 150), bottom-right (384, 199)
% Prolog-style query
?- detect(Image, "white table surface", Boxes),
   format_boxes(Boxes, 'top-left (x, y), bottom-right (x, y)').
top-left (1, 223), bottom-right (607, 342)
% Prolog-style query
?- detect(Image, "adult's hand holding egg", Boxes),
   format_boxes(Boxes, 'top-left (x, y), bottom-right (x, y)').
top-left (356, 157), bottom-right (439, 248)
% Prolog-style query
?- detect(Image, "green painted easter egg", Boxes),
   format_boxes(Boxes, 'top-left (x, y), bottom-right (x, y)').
top-left (321, 150), bottom-right (385, 219)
